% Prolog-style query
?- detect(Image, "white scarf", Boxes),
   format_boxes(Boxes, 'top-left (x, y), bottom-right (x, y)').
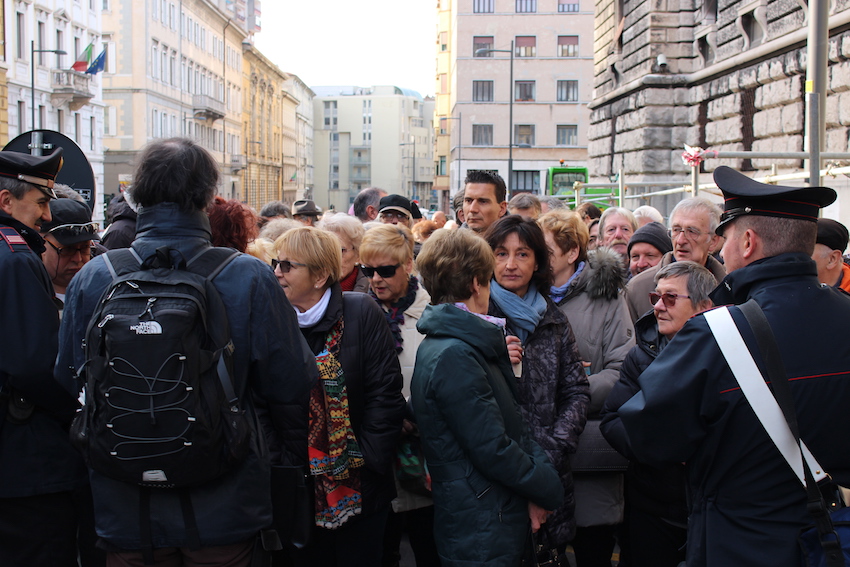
top-left (296, 287), bottom-right (332, 328)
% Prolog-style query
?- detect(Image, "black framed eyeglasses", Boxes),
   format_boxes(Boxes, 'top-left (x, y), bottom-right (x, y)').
top-left (46, 240), bottom-right (94, 259)
top-left (271, 259), bottom-right (307, 273)
top-left (47, 222), bottom-right (99, 237)
top-left (649, 291), bottom-right (692, 308)
top-left (380, 211), bottom-right (409, 222)
top-left (360, 264), bottom-right (401, 279)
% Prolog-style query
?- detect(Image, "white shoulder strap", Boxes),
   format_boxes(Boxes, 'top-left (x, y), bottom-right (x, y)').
top-left (703, 306), bottom-right (827, 487)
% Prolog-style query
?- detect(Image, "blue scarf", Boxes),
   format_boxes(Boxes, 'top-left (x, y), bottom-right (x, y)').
top-left (489, 280), bottom-right (547, 344)
top-left (550, 261), bottom-right (586, 303)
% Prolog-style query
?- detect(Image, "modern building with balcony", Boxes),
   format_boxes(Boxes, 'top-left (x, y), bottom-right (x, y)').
top-left (101, 0), bottom-right (249, 202)
top-left (4, 0), bottom-right (104, 217)
top-left (312, 85), bottom-right (435, 212)
top-left (433, 0), bottom-right (595, 208)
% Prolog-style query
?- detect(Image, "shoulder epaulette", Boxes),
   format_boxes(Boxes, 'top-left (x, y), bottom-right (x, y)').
top-left (0, 227), bottom-right (31, 253)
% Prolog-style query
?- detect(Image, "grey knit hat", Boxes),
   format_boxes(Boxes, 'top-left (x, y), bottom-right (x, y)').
top-left (627, 221), bottom-right (672, 257)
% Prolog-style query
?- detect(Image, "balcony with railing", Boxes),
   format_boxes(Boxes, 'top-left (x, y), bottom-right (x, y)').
top-left (51, 70), bottom-right (94, 110)
top-left (230, 154), bottom-right (246, 172)
top-left (193, 94), bottom-right (226, 121)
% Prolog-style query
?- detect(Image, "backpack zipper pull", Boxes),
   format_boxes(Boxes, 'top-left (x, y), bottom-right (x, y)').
top-left (141, 297), bottom-right (157, 319)
top-left (97, 314), bottom-right (114, 328)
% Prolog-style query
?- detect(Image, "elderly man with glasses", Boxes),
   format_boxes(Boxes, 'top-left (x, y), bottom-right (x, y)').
top-left (624, 197), bottom-right (726, 323)
top-left (40, 198), bottom-right (100, 306)
top-left (0, 148), bottom-right (95, 566)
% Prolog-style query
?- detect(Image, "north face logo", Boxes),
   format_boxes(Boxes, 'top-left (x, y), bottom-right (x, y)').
top-left (129, 321), bottom-right (163, 335)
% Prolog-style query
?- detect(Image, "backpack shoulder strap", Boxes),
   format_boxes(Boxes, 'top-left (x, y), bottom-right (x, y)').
top-left (185, 247), bottom-right (240, 281)
top-left (102, 248), bottom-right (144, 280)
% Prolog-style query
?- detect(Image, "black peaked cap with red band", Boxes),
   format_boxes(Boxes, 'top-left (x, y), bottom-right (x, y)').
top-left (713, 165), bottom-right (836, 236)
top-left (0, 148), bottom-right (64, 199)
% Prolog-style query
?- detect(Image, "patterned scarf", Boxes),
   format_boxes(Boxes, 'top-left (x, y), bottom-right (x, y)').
top-left (308, 318), bottom-right (365, 529)
top-left (369, 275), bottom-right (419, 353)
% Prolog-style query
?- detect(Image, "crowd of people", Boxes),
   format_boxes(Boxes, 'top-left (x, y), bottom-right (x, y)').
top-left (1, 136), bottom-right (850, 567)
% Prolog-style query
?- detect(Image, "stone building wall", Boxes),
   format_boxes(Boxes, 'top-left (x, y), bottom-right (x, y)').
top-left (589, 0), bottom-right (850, 213)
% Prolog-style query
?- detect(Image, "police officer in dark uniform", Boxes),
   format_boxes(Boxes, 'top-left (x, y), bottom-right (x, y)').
top-left (612, 167), bottom-right (850, 567)
top-left (0, 149), bottom-right (91, 566)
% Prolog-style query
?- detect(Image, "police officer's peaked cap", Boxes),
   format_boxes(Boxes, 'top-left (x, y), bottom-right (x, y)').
top-left (0, 149), bottom-right (64, 199)
top-left (713, 166), bottom-right (836, 236)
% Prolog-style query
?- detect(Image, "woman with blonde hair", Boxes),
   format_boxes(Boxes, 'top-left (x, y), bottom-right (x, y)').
top-left (272, 227), bottom-right (405, 566)
top-left (359, 224), bottom-right (437, 565)
top-left (318, 214), bottom-right (369, 292)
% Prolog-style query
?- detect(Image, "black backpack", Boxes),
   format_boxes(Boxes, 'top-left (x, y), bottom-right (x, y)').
top-left (71, 245), bottom-right (252, 488)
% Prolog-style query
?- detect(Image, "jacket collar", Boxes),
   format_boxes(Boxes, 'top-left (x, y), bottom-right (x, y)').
top-left (0, 210), bottom-right (46, 254)
top-left (418, 303), bottom-right (511, 362)
top-left (404, 284), bottom-right (431, 320)
top-left (134, 203), bottom-right (212, 241)
top-left (710, 253), bottom-right (818, 306)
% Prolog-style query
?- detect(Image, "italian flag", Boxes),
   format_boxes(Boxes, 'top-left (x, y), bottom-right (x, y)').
top-left (72, 43), bottom-right (94, 72)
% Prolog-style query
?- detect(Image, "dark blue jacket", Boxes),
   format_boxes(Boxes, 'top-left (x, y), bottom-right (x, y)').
top-left (600, 311), bottom-right (687, 525)
top-left (412, 304), bottom-right (564, 566)
top-left (617, 253), bottom-right (850, 567)
top-left (0, 212), bottom-right (86, 498)
top-left (56, 203), bottom-right (315, 550)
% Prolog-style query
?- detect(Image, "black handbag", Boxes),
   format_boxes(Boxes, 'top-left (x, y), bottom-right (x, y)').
top-left (271, 465), bottom-right (314, 549)
top-left (569, 418), bottom-right (629, 473)
top-left (522, 525), bottom-right (562, 567)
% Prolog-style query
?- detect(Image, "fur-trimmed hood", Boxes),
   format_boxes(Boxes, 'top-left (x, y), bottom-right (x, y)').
top-left (563, 246), bottom-right (626, 303)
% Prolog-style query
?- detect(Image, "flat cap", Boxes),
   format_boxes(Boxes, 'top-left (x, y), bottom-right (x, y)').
top-left (816, 218), bottom-right (849, 253)
top-left (0, 148), bottom-right (64, 199)
top-left (291, 199), bottom-right (322, 216)
top-left (713, 166), bottom-right (836, 235)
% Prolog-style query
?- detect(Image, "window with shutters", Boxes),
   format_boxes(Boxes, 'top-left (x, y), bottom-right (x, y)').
top-left (473, 80), bottom-right (494, 102)
top-left (558, 36), bottom-right (579, 58)
top-left (515, 36), bottom-right (536, 58)
top-left (473, 125), bottom-right (494, 146)
top-left (557, 80), bottom-right (579, 102)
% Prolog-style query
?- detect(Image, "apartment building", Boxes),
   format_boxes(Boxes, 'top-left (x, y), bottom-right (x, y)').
top-left (101, 0), bottom-right (247, 201)
top-left (283, 74), bottom-right (315, 202)
top-left (434, 0), bottom-right (595, 209)
top-left (313, 85), bottom-right (435, 212)
top-left (4, 0), bottom-right (104, 215)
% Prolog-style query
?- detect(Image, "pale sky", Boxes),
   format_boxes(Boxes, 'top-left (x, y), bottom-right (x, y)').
top-left (254, 1), bottom-right (436, 97)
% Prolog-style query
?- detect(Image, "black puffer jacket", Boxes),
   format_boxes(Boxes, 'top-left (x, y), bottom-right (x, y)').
top-left (101, 194), bottom-right (137, 250)
top-left (599, 312), bottom-right (687, 525)
top-left (300, 285), bottom-right (406, 514)
top-left (489, 298), bottom-right (590, 546)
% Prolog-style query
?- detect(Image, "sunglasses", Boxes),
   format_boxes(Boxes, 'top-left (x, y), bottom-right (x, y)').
top-left (271, 259), bottom-right (307, 273)
top-left (46, 240), bottom-right (94, 259)
top-left (649, 291), bottom-right (692, 308)
top-left (47, 222), bottom-right (99, 237)
top-left (360, 264), bottom-right (401, 278)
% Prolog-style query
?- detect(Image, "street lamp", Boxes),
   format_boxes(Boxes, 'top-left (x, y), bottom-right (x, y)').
top-left (475, 40), bottom-right (514, 195)
top-left (30, 41), bottom-right (67, 156)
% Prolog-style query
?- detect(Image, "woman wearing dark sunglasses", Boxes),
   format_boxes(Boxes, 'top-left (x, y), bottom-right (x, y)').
top-left (599, 260), bottom-right (715, 567)
top-left (271, 227), bottom-right (405, 567)
top-left (359, 224), bottom-right (440, 566)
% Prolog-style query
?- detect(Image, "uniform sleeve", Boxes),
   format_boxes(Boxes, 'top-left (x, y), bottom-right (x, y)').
top-left (599, 346), bottom-right (644, 461)
top-left (429, 346), bottom-right (564, 511)
top-left (616, 316), bottom-right (718, 466)
top-left (352, 297), bottom-right (405, 475)
top-left (586, 295), bottom-right (635, 415)
top-left (1, 254), bottom-right (77, 420)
